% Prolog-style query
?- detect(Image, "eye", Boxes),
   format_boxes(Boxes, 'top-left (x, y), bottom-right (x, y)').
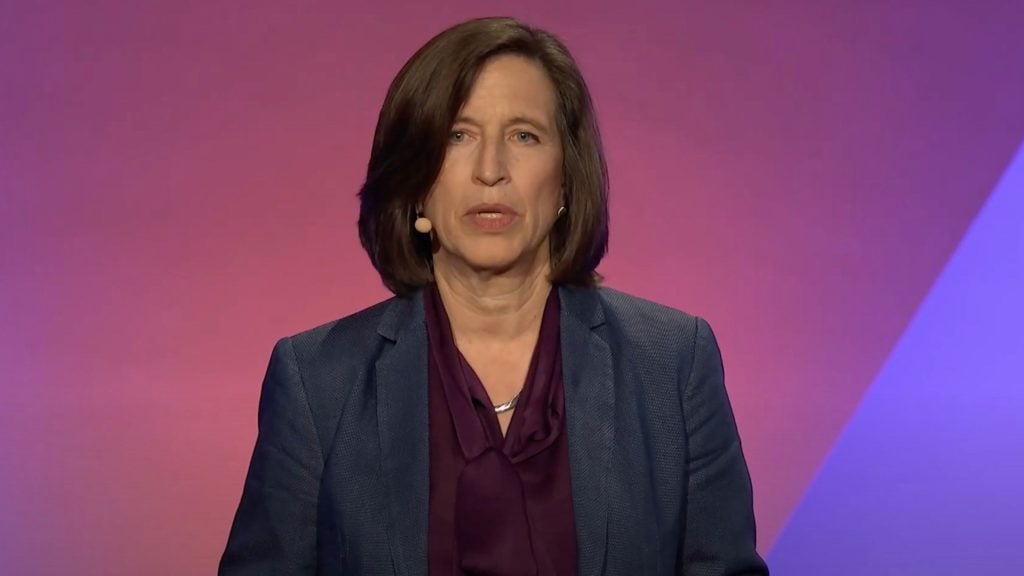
top-left (449, 130), bottom-right (466, 143)
top-left (514, 131), bottom-right (539, 143)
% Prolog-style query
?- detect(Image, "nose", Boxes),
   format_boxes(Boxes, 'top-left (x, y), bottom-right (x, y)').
top-left (472, 136), bottom-right (509, 187)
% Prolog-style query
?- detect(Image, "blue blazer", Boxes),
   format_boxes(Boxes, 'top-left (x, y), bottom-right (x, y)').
top-left (220, 286), bottom-right (768, 575)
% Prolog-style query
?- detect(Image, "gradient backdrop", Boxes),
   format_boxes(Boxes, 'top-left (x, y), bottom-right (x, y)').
top-left (2, 1), bottom-right (1022, 574)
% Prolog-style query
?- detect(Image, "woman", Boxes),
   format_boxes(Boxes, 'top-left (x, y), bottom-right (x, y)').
top-left (221, 17), bottom-right (768, 576)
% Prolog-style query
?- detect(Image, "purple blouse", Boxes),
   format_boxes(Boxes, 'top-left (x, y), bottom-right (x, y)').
top-left (425, 285), bottom-right (577, 576)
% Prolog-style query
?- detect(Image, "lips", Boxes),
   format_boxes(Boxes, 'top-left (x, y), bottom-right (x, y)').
top-left (466, 203), bottom-right (518, 231)
top-left (466, 203), bottom-right (518, 217)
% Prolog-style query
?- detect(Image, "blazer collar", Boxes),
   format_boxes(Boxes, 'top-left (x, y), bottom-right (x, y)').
top-left (374, 286), bottom-right (614, 576)
top-left (375, 292), bottom-right (430, 576)
top-left (557, 285), bottom-right (614, 576)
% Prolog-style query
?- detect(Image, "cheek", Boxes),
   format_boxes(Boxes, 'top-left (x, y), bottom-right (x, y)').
top-left (425, 160), bottom-right (466, 218)
top-left (541, 154), bottom-right (564, 194)
top-left (424, 188), bottom-right (459, 234)
top-left (536, 165), bottom-right (564, 209)
top-left (423, 174), bottom-right (450, 216)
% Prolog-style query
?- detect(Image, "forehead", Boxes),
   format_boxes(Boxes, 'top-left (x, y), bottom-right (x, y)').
top-left (460, 55), bottom-right (558, 121)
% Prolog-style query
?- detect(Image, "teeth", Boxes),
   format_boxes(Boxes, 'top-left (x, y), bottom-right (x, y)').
top-left (477, 212), bottom-right (503, 218)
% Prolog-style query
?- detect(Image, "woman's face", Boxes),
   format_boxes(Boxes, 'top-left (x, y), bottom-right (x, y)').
top-left (423, 54), bottom-right (564, 280)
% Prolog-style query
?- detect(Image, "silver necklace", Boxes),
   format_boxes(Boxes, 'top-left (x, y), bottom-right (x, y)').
top-left (493, 391), bottom-right (521, 414)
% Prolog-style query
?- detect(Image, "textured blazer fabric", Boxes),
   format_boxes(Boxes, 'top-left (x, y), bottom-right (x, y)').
top-left (220, 286), bottom-right (769, 575)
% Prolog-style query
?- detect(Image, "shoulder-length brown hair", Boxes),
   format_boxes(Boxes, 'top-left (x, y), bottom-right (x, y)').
top-left (358, 17), bottom-right (609, 296)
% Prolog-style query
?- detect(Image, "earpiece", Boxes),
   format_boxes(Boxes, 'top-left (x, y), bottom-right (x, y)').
top-left (414, 216), bottom-right (433, 234)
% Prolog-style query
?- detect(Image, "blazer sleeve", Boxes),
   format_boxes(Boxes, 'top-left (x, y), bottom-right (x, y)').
top-left (220, 337), bottom-right (324, 575)
top-left (679, 318), bottom-right (769, 575)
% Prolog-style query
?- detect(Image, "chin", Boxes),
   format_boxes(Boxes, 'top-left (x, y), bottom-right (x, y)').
top-left (458, 248), bottom-right (528, 274)
top-left (465, 256), bottom-right (521, 275)
top-left (444, 238), bottom-right (547, 276)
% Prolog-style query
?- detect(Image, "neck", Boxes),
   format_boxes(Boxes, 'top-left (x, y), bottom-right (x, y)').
top-left (433, 257), bottom-right (552, 345)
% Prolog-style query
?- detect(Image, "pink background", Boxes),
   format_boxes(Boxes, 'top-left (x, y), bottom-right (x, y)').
top-left (3, 1), bottom-right (1023, 574)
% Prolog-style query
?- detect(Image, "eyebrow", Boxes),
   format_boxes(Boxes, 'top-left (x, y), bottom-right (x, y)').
top-left (454, 114), bottom-right (553, 135)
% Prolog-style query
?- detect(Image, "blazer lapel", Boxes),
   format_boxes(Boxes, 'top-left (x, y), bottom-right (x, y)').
top-left (559, 286), bottom-right (614, 576)
top-left (375, 292), bottom-right (430, 576)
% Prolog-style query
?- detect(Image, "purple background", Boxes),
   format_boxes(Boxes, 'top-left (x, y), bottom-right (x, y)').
top-left (2, 1), bottom-right (1022, 573)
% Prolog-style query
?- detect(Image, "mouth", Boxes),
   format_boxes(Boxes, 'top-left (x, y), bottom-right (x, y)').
top-left (466, 203), bottom-right (518, 230)
top-left (466, 203), bottom-right (518, 217)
